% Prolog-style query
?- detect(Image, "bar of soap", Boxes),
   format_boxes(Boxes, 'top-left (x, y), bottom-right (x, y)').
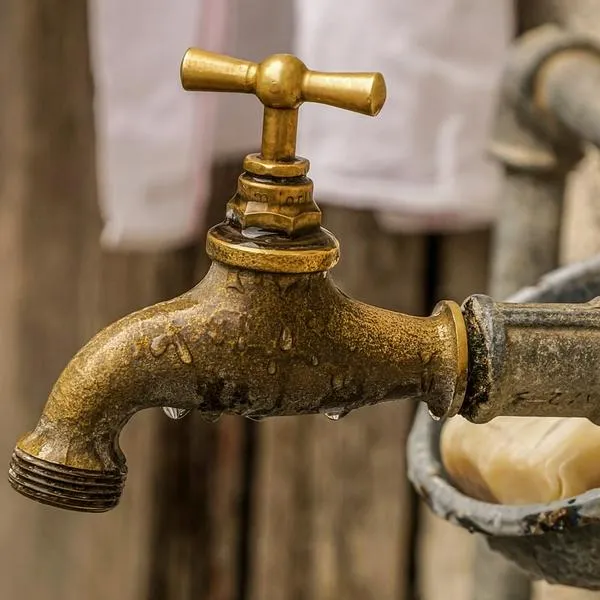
top-left (440, 416), bottom-right (600, 505)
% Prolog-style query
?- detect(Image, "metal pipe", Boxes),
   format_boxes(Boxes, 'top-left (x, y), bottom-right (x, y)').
top-left (13, 32), bottom-right (600, 528)
top-left (540, 51), bottom-right (600, 149)
top-left (462, 295), bottom-right (600, 422)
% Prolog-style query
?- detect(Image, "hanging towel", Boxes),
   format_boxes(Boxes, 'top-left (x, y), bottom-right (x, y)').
top-left (88, 0), bottom-right (231, 251)
top-left (88, 0), bottom-right (294, 252)
top-left (294, 0), bottom-right (515, 233)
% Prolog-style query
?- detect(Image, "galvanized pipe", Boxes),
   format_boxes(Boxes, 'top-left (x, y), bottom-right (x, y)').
top-left (540, 51), bottom-right (600, 149)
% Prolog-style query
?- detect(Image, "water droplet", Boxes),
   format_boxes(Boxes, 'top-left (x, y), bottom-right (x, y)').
top-left (237, 337), bottom-right (247, 351)
top-left (200, 411), bottom-right (222, 423)
top-left (331, 373), bottom-right (344, 390)
top-left (150, 334), bottom-right (170, 357)
top-left (268, 360), bottom-right (277, 375)
top-left (280, 327), bottom-right (293, 351)
top-left (420, 351), bottom-right (432, 366)
top-left (311, 356), bottom-right (319, 366)
top-left (151, 333), bottom-right (192, 364)
top-left (324, 408), bottom-right (349, 421)
top-left (226, 271), bottom-right (245, 293)
top-left (208, 317), bottom-right (225, 345)
top-left (163, 407), bottom-right (191, 420)
top-left (174, 337), bottom-right (193, 364)
top-left (421, 371), bottom-right (434, 394)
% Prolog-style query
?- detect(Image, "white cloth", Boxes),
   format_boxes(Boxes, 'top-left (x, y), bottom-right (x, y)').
top-left (294, 0), bottom-right (514, 233)
top-left (88, 0), bottom-right (293, 251)
top-left (88, 0), bottom-right (230, 251)
top-left (89, 0), bottom-right (514, 251)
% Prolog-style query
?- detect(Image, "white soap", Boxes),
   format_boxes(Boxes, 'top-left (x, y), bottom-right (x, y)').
top-left (440, 416), bottom-right (600, 505)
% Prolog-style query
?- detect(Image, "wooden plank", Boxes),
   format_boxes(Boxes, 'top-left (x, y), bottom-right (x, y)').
top-left (0, 2), bottom-right (158, 599)
top-left (416, 230), bottom-right (492, 600)
top-left (248, 206), bottom-right (427, 600)
top-left (417, 505), bottom-right (476, 600)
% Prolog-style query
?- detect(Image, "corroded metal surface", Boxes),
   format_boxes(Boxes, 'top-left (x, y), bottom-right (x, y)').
top-left (412, 24), bottom-right (600, 596)
top-left (462, 294), bottom-right (600, 423)
top-left (409, 404), bottom-right (600, 590)
top-left (10, 261), bottom-right (467, 511)
top-left (488, 523), bottom-right (600, 590)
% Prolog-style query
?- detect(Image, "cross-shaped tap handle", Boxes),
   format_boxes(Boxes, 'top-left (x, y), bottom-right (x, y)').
top-left (181, 49), bottom-right (386, 165)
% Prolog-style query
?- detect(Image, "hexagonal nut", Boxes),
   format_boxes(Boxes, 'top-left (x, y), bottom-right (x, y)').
top-left (227, 196), bottom-right (321, 235)
top-left (227, 175), bottom-right (322, 235)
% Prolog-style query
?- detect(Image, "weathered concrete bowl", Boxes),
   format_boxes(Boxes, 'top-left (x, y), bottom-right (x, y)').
top-left (407, 255), bottom-right (600, 589)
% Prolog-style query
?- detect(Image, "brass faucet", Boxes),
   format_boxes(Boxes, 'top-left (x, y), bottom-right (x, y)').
top-left (8, 50), bottom-right (467, 512)
top-left (10, 48), bottom-right (600, 513)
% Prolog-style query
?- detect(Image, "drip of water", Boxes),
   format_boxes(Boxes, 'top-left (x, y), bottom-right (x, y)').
top-left (280, 327), bottom-right (293, 351)
top-left (162, 407), bottom-right (191, 420)
top-left (226, 271), bottom-right (245, 293)
top-left (324, 407), bottom-right (350, 421)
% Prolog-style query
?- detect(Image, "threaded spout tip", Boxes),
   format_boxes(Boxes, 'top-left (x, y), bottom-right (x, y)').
top-left (8, 448), bottom-right (125, 513)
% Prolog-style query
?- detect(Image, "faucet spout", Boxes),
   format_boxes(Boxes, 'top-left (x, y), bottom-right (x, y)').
top-left (9, 261), bottom-right (467, 512)
top-left (9, 295), bottom-right (203, 512)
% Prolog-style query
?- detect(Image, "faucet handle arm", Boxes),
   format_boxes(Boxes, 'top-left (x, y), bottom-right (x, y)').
top-left (301, 70), bottom-right (386, 116)
top-left (181, 48), bottom-right (386, 115)
top-left (180, 49), bottom-right (257, 95)
top-left (180, 48), bottom-right (386, 163)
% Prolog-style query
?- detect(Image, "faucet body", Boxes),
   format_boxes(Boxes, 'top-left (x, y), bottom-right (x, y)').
top-left (11, 35), bottom-right (600, 512)
top-left (10, 260), bottom-right (466, 511)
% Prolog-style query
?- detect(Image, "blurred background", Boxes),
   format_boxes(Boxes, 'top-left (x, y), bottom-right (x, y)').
top-left (3, 1), bottom-right (600, 599)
